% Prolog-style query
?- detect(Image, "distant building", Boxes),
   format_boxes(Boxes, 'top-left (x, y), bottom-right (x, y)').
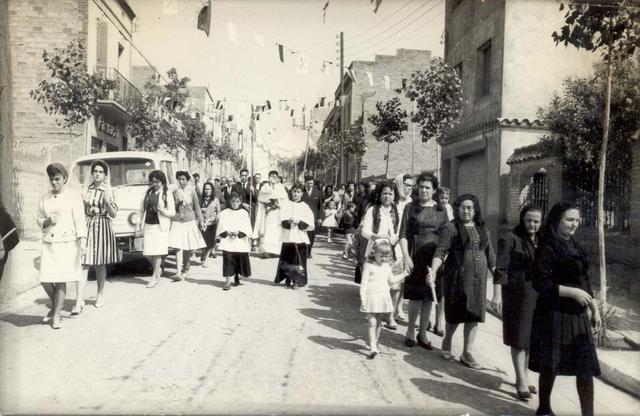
top-left (441, 0), bottom-right (594, 235)
top-left (0, 0), bottom-right (139, 238)
top-left (324, 48), bottom-right (438, 184)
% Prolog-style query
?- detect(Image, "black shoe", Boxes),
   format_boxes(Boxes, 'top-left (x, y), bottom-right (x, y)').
top-left (404, 338), bottom-right (415, 348)
top-left (234, 276), bottom-right (241, 286)
top-left (535, 408), bottom-right (555, 416)
top-left (307, 254), bottom-right (313, 259)
top-left (432, 327), bottom-right (445, 337)
top-left (367, 351), bottom-right (378, 359)
top-left (417, 335), bottom-right (433, 350)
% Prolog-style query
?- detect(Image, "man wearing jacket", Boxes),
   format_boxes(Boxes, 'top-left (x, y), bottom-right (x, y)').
top-left (301, 175), bottom-right (324, 258)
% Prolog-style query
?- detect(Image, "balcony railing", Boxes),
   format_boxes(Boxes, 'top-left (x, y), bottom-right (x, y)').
top-left (94, 66), bottom-right (142, 111)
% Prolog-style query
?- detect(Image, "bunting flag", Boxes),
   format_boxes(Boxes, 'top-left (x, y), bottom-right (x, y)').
top-left (296, 54), bottom-right (310, 75)
top-left (371, 0), bottom-right (383, 13)
top-left (277, 44), bottom-right (285, 62)
top-left (254, 34), bottom-right (265, 47)
top-left (215, 100), bottom-right (221, 109)
top-left (366, 71), bottom-right (374, 86)
top-left (266, 100), bottom-right (272, 110)
top-left (290, 109), bottom-right (294, 117)
top-left (226, 21), bottom-right (238, 44)
top-left (384, 75), bottom-right (391, 90)
top-left (320, 97), bottom-right (325, 107)
top-left (164, 0), bottom-right (178, 14)
top-left (322, 1), bottom-right (330, 23)
top-left (196, 0), bottom-right (211, 36)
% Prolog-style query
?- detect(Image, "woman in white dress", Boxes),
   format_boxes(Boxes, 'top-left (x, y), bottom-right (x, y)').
top-left (37, 163), bottom-right (87, 329)
top-left (136, 170), bottom-right (176, 288)
top-left (254, 170), bottom-right (288, 257)
top-left (169, 171), bottom-right (205, 280)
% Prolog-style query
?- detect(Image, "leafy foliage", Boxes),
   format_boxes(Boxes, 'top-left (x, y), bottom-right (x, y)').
top-left (316, 128), bottom-right (343, 167)
top-left (163, 68), bottom-right (191, 111)
top-left (404, 57), bottom-right (463, 144)
top-left (30, 40), bottom-right (116, 128)
top-left (552, 0), bottom-right (640, 60)
top-left (368, 97), bottom-right (408, 146)
top-left (342, 117), bottom-right (367, 160)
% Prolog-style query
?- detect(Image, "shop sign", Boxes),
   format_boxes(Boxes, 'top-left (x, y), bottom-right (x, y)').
top-left (96, 116), bottom-right (122, 140)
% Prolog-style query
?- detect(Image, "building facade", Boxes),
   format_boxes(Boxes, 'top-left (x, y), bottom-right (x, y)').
top-left (441, 0), bottom-right (594, 236)
top-left (0, 0), bottom-right (139, 239)
top-left (325, 48), bottom-right (439, 184)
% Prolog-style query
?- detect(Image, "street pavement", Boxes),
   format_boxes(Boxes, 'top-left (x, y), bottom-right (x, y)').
top-left (0, 235), bottom-right (638, 415)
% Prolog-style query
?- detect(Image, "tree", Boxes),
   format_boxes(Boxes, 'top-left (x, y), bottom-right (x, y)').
top-left (552, 0), bottom-right (640, 306)
top-left (180, 116), bottom-right (209, 163)
top-left (368, 97), bottom-right (408, 176)
top-left (342, 117), bottom-right (367, 166)
top-left (30, 39), bottom-right (116, 128)
top-left (316, 127), bottom-right (343, 183)
top-left (404, 57), bottom-right (463, 144)
top-left (162, 68), bottom-right (191, 111)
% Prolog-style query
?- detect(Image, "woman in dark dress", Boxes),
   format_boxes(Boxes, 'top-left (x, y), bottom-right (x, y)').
top-left (529, 201), bottom-right (600, 416)
top-left (495, 205), bottom-right (543, 400)
top-left (430, 194), bottom-right (499, 369)
top-left (199, 182), bottom-right (221, 266)
top-left (401, 173), bottom-right (447, 349)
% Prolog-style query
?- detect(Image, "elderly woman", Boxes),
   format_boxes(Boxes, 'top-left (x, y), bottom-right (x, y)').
top-left (495, 204), bottom-right (543, 400)
top-left (429, 194), bottom-right (499, 369)
top-left (529, 201), bottom-right (600, 416)
top-left (400, 173), bottom-right (447, 349)
top-left (136, 170), bottom-right (176, 288)
top-left (37, 163), bottom-right (87, 329)
top-left (73, 160), bottom-right (120, 314)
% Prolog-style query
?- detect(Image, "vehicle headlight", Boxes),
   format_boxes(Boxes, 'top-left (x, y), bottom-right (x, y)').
top-left (128, 212), bottom-right (140, 227)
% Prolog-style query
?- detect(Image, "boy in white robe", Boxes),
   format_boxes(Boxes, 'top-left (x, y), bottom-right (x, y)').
top-left (216, 192), bottom-right (253, 290)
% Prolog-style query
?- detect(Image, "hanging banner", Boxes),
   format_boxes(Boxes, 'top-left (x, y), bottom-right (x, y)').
top-left (277, 44), bottom-right (285, 62)
top-left (254, 34), bottom-right (265, 47)
top-left (226, 21), bottom-right (238, 44)
top-left (296, 54), bottom-right (310, 75)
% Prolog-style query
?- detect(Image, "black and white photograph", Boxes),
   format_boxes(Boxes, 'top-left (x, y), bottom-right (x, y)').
top-left (0, 0), bottom-right (639, 414)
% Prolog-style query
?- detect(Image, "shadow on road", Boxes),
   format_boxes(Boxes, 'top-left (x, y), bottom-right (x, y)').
top-left (0, 313), bottom-right (47, 327)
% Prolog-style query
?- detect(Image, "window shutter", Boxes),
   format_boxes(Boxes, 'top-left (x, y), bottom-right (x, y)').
top-left (96, 19), bottom-right (108, 68)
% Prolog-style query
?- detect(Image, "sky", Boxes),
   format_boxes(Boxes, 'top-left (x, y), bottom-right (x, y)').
top-left (130, 0), bottom-right (445, 119)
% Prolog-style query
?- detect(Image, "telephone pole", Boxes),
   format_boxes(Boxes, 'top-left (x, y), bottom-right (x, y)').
top-left (339, 31), bottom-right (345, 185)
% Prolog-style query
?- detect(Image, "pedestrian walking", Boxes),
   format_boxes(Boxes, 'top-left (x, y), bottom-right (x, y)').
top-left (275, 183), bottom-right (314, 289)
top-left (529, 201), bottom-right (600, 416)
top-left (73, 160), bottom-right (120, 314)
top-left (429, 194), bottom-right (499, 368)
top-left (199, 182), bottom-right (221, 266)
top-left (169, 171), bottom-right (206, 281)
top-left (360, 239), bottom-right (408, 359)
top-left (37, 163), bottom-right (87, 329)
top-left (393, 173), bottom-right (414, 321)
top-left (301, 175), bottom-right (324, 258)
top-left (136, 170), bottom-right (176, 289)
top-left (353, 182), bottom-right (370, 223)
top-left (339, 202), bottom-right (357, 259)
top-left (359, 180), bottom-right (401, 330)
top-left (321, 200), bottom-right (338, 243)
top-left (400, 173), bottom-right (447, 349)
top-left (495, 204), bottom-right (543, 400)
top-left (0, 195), bottom-right (19, 281)
top-left (216, 192), bottom-right (252, 290)
top-left (254, 171), bottom-right (288, 257)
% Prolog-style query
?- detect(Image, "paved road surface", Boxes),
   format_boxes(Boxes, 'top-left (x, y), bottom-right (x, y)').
top-left (1, 235), bottom-right (638, 415)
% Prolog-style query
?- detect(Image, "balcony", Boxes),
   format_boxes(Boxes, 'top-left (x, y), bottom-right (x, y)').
top-left (94, 67), bottom-right (143, 119)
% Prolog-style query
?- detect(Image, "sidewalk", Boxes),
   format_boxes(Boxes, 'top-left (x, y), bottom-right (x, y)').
top-left (0, 240), bottom-right (41, 305)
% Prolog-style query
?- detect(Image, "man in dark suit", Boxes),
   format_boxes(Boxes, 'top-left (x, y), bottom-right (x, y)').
top-left (220, 176), bottom-right (233, 208)
top-left (232, 168), bottom-right (256, 214)
top-left (301, 175), bottom-right (324, 258)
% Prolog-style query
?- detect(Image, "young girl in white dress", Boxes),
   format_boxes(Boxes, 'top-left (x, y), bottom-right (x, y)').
top-left (321, 200), bottom-right (338, 243)
top-left (360, 239), bottom-right (408, 359)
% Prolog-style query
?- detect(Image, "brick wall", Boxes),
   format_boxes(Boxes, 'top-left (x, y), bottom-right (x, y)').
top-left (631, 139), bottom-right (640, 240)
top-left (350, 49), bottom-right (439, 179)
top-left (3, 0), bottom-right (89, 239)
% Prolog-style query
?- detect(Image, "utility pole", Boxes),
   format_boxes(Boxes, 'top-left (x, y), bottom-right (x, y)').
top-left (411, 100), bottom-right (416, 175)
top-left (302, 109), bottom-right (311, 173)
top-left (339, 31), bottom-right (345, 185)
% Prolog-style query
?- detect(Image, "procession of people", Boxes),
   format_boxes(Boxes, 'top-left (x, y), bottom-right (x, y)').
top-left (30, 160), bottom-right (603, 416)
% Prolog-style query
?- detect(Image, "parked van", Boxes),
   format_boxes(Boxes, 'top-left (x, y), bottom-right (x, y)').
top-left (71, 151), bottom-right (179, 256)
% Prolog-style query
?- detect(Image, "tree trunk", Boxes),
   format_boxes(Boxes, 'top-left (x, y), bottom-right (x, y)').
top-left (385, 141), bottom-right (390, 177)
top-left (597, 58), bottom-right (612, 307)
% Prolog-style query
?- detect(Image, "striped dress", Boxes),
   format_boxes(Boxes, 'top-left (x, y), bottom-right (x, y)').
top-left (83, 183), bottom-right (121, 265)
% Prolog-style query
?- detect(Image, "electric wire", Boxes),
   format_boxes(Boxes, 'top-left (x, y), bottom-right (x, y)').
top-left (348, 0), bottom-right (416, 40)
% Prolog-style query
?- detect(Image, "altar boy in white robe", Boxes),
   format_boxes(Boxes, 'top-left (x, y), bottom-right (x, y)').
top-left (275, 183), bottom-right (315, 289)
top-left (216, 192), bottom-right (252, 290)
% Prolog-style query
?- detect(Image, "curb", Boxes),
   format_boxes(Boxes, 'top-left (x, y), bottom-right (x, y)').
top-left (598, 359), bottom-right (640, 400)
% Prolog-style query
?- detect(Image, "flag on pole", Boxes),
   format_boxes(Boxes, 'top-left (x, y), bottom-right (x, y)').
top-left (226, 21), bottom-right (238, 44)
top-left (254, 34), bottom-right (265, 47)
top-left (164, 0), bottom-right (178, 14)
top-left (296, 54), bottom-right (309, 75)
top-left (371, 0), bottom-right (383, 13)
top-left (277, 44), bottom-right (285, 62)
top-left (366, 71), bottom-right (374, 86)
top-left (384, 75), bottom-right (390, 90)
top-left (196, 0), bottom-right (211, 36)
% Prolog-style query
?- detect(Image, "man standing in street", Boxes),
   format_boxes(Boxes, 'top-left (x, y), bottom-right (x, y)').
top-left (193, 173), bottom-right (202, 200)
top-left (233, 168), bottom-right (256, 214)
top-left (301, 175), bottom-right (323, 258)
top-left (220, 177), bottom-right (232, 209)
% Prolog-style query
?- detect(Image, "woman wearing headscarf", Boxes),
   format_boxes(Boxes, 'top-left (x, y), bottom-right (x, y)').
top-left (429, 193), bottom-right (498, 368)
top-left (136, 170), bottom-right (176, 288)
top-left (72, 160), bottom-right (120, 314)
top-left (37, 163), bottom-right (87, 329)
top-left (495, 205), bottom-right (543, 400)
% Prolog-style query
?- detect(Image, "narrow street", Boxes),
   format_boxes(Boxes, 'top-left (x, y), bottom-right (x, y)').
top-left (0, 235), bottom-right (637, 415)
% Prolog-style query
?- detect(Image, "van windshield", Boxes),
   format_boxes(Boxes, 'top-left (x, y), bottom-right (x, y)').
top-left (73, 158), bottom-right (156, 187)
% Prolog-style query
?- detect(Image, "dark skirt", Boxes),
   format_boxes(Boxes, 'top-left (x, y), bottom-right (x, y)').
top-left (403, 243), bottom-right (437, 301)
top-left (275, 242), bottom-right (308, 287)
top-left (529, 306), bottom-right (600, 377)
top-left (444, 292), bottom-right (484, 324)
top-left (502, 279), bottom-right (538, 348)
top-left (354, 265), bottom-right (362, 284)
top-left (201, 223), bottom-right (217, 249)
top-left (222, 251), bottom-right (251, 277)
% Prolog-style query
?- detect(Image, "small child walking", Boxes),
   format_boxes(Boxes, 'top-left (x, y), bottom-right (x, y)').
top-left (339, 202), bottom-right (357, 259)
top-left (321, 200), bottom-right (338, 243)
top-left (360, 239), bottom-right (408, 359)
top-left (216, 192), bottom-right (252, 290)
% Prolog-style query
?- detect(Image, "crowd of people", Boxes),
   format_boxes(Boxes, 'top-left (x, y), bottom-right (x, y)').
top-left (23, 160), bottom-right (603, 416)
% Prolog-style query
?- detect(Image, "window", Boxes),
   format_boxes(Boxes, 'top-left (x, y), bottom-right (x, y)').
top-left (91, 137), bottom-right (103, 154)
top-left (96, 19), bottom-right (108, 68)
top-left (477, 40), bottom-right (492, 98)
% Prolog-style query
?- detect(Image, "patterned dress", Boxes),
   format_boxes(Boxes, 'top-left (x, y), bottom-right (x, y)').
top-left (83, 183), bottom-right (120, 266)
